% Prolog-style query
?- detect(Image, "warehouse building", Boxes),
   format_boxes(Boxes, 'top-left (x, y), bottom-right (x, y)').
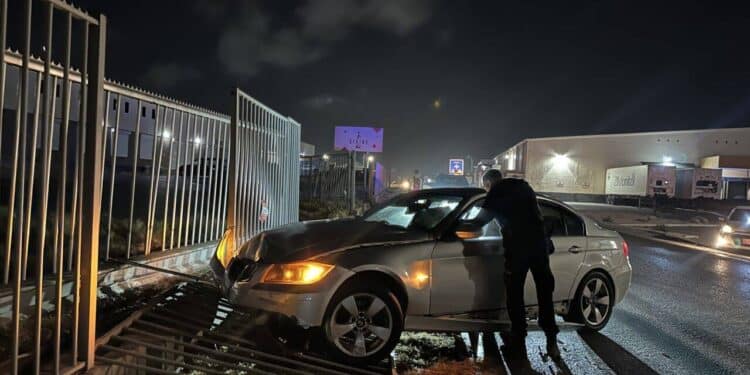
top-left (492, 127), bottom-right (750, 200)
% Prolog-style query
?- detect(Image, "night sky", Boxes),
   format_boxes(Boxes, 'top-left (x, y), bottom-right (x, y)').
top-left (41, 1), bottom-right (750, 176)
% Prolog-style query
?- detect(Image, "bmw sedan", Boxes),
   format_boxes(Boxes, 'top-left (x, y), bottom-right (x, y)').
top-left (211, 188), bottom-right (632, 364)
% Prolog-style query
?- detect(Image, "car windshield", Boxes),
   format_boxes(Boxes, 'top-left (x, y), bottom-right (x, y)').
top-left (729, 208), bottom-right (750, 223)
top-left (363, 195), bottom-right (464, 230)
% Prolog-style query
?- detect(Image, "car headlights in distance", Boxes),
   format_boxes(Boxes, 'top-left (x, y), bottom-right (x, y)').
top-left (720, 224), bottom-right (733, 234)
top-left (261, 262), bottom-right (334, 285)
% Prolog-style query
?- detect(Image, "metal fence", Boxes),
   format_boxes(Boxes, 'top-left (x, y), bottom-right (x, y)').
top-left (0, 0), bottom-right (106, 373)
top-left (227, 88), bottom-right (300, 245)
top-left (0, 1), bottom-right (301, 373)
top-left (300, 152), bottom-right (355, 211)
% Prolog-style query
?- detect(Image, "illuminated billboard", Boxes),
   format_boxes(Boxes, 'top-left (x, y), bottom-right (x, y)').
top-left (334, 126), bottom-right (383, 153)
top-left (449, 159), bottom-right (465, 176)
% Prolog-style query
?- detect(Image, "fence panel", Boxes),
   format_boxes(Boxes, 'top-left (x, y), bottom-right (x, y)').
top-left (227, 88), bottom-right (300, 246)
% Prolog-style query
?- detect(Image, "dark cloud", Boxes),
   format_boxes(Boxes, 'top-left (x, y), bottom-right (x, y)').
top-left (301, 94), bottom-right (348, 110)
top-left (141, 62), bottom-right (201, 88)
top-left (215, 0), bottom-right (434, 77)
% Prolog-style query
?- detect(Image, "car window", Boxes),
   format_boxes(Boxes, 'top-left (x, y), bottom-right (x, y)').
top-left (540, 202), bottom-right (585, 236)
top-left (364, 195), bottom-right (462, 230)
top-left (563, 211), bottom-right (585, 236)
top-left (459, 199), bottom-right (502, 239)
top-left (539, 203), bottom-right (566, 236)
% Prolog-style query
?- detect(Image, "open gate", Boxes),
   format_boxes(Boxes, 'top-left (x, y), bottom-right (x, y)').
top-left (1, 0), bottom-right (106, 373)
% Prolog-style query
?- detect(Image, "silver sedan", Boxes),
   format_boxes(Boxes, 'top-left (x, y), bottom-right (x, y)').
top-left (211, 188), bottom-right (632, 364)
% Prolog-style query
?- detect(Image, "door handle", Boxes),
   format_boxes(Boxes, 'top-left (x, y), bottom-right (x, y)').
top-left (568, 245), bottom-right (582, 254)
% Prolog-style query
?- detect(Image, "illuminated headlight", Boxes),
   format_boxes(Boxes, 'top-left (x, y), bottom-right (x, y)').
top-left (716, 235), bottom-right (730, 248)
top-left (720, 224), bottom-right (733, 234)
top-left (261, 262), bottom-right (334, 285)
top-left (216, 229), bottom-right (235, 268)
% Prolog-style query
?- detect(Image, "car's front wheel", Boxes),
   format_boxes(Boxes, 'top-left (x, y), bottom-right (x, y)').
top-left (322, 282), bottom-right (403, 365)
top-left (566, 271), bottom-right (614, 330)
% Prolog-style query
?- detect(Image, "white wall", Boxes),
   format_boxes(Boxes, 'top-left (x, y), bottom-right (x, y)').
top-left (495, 128), bottom-right (750, 195)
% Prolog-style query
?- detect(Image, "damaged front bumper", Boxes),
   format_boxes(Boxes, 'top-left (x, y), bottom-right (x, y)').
top-left (210, 253), bottom-right (354, 328)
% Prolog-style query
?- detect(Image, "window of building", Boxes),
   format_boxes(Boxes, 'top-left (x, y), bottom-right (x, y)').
top-left (151, 108), bottom-right (156, 119)
top-left (112, 98), bottom-right (117, 111)
top-left (124, 101), bottom-right (130, 113)
top-left (141, 106), bottom-right (146, 118)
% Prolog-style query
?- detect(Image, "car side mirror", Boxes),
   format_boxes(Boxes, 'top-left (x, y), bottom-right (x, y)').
top-left (455, 222), bottom-right (482, 240)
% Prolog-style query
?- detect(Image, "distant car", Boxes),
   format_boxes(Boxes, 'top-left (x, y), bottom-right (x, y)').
top-left (717, 206), bottom-right (750, 250)
top-left (211, 188), bottom-right (632, 364)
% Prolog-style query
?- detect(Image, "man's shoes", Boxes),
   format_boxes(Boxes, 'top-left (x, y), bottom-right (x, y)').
top-left (500, 334), bottom-right (527, 360)
top-left (546, 336), bottom-right (561, 361)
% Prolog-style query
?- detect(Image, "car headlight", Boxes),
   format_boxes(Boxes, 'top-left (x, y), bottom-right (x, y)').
top-left (216, 229), bottom-right (236, 268)
top-left (261, 262), bottom-right (334, 285)
top-left (721, 224), bottom-right (733, 234)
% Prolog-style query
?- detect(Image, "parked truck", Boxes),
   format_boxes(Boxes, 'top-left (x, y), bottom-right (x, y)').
top-left (605, 164), bottom-right (677, 198)
top-left (675, 168), bottom-right (722, 199)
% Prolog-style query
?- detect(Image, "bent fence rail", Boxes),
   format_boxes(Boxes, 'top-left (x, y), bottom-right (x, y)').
top-left (0, 1), bottom-right (300, 373)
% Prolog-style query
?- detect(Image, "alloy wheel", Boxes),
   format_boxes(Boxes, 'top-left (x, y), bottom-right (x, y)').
top-left (328, 293), bottom-right (393, 357)
top-left (581, 278), bottom-right (610, 326)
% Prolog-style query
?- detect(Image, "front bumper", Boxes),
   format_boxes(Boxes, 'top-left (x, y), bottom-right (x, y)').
top-left (716, 232), bottom-right (750, 250)
top-left (210, 254), bottom-right (354, 328)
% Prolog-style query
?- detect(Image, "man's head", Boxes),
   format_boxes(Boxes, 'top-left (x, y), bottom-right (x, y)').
top-left (482, 169), bottom-right (503, 191)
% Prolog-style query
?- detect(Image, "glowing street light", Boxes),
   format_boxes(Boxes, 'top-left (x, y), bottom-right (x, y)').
top-left (367, 155), bottom-right (375, 163)
top-left (401, 180), bottom-right (411, 190)
top-left (161, 130), bottom-right (172, 140)
top-left (551, 153), bottom-right (570, 171)
top-left (322, 153), bottom-right (330, 161)
top-left (662, 156), bottom-right (674, 166)
top-left (194, 137), bottom-right (202, 145)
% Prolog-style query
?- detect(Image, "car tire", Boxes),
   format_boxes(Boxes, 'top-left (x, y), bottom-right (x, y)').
top-left (566, 271), bottom-right (614, 331)
top-left (322, 280), bottom-right (403, 365)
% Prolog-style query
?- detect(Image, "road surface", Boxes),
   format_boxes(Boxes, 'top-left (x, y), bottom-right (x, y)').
top-left (599, 233), bottom-right (750, 374)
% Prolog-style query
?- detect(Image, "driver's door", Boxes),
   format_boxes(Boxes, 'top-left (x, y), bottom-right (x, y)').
top-left (429, 199), bottom-right (506, 316)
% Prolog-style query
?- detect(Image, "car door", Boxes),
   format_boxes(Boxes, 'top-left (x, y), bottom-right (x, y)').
top-left (524, 201), bottom-right (587, 304)
top-left (429, 199), bottom-right (506, 316)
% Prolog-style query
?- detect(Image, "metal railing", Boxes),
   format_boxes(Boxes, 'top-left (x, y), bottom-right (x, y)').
top-left (0, 0), bottom-right (105, 373)
top-left (0, 1), bottom-right (302, 373)
top-left (227, 88), bottom-right (300, 245)
top-left (300, 152), bottom-right (355, 212)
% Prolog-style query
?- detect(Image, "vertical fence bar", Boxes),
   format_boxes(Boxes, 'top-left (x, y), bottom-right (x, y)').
top-left (197, 118), bottom-right (209, 242)
top-left (170, 111), bottom-right (184, 248)
top-left (226, 91), bottom-right (239, 249)
top-left (162, 109), bottom-right (176, 249)
top-left (125, 99), bottom-right (142, 257)
top-left (238, 100), bottom-right (248, 240)
top-left (72, 19), bottom-right (89, 363)
top-left (247, 103), bottom-right (257, 236)
top-left (9, 3), bottom-right (35, 370)
top-left (203, 119), bottom-right (216, 241)
top-left (216, 121), bottom-right (228, 238)
top-left (79, 14), bottom-right (106, 369)
top-left (145, 106), bottom-right (166, 254)
top-left (177, 113), bottom-right (191, 247)
top-left (103, 92), bottom-right (121, 260)
top-left (0, 0), bottom-right (7, 285)
top-left (19, 72), bottom-right (41, 285)
top-left (191, 116), bottom-right (205, 244)
top-left (201, 119), bottom-right (214, 241)
top-left (53, 12), bottom-right (73, 372)
top-left (144, 104), bottom-right (159, 253)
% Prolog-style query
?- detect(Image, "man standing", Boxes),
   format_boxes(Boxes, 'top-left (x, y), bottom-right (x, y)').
top-left (473, 169), bottom-right (560, 359)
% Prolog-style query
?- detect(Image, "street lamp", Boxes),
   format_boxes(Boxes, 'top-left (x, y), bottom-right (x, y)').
top-left (367, 155), bottom-right (375, 163)
top-left (322, 153), bottom-right (330, 161)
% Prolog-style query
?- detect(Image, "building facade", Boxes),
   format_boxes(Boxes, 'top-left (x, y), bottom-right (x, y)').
top-left (493, 127), bottom-right (750, 200)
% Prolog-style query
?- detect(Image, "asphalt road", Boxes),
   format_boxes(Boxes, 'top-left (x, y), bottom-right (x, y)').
top-left (601, 233), bottom-right (750, 374)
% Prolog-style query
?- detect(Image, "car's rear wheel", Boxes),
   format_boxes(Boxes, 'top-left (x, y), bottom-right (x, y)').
top-left (323, 281), bottom-right (403, 365)
top-left (566, 271), bottom-right (613, 330)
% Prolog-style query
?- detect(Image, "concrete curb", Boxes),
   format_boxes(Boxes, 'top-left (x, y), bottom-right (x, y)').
top-left (0, 242), bottom-right (217, 319)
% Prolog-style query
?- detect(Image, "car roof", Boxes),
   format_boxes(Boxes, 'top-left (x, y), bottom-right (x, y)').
top-left (732, 206), bottom-right (750, 210)
top-left (416, 187), bottom-right (485, 198)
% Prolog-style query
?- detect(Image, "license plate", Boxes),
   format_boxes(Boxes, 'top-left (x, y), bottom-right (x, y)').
top-left (742, 238), bottom-right (750, 246)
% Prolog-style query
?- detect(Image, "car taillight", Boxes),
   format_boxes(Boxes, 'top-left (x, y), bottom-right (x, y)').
top-left (622, 240), bottom-right (629, 258)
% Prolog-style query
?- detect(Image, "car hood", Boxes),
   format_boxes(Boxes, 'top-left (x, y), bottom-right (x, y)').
top-left (238, 218), bottom-right (432, 263)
